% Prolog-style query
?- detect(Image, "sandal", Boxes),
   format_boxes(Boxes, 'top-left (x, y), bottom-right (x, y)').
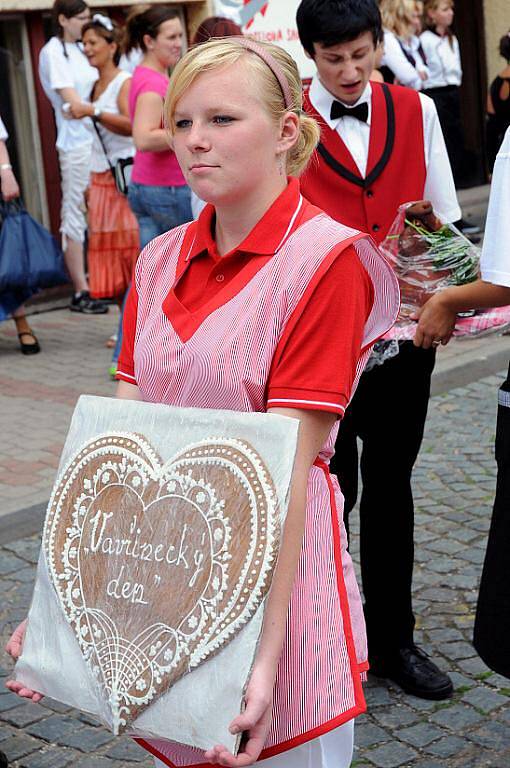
top-left (18, 329), bottom-right (41, 355)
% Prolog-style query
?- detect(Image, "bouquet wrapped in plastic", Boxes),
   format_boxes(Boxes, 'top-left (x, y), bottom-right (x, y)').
top-left (380, 200), bottom-right (479, 319)
top-left (378, 201), bottom-right (510, 345)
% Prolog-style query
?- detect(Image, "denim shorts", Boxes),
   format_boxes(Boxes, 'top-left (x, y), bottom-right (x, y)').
top-left (127, 182), bottom-right (192, 249)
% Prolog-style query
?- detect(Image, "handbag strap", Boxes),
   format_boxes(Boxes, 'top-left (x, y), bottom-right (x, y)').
top-left (92, 119), bottom-right (114, 175)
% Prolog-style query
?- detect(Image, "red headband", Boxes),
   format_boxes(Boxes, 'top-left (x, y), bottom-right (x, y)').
top-left (235, 37), bottom-right (293, 110)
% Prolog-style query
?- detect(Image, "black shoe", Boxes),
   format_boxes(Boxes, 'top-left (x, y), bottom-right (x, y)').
top-left (70, 291), bottom-right (109, 314)
top-left (454, 218), bottom-right (481, 236)
top-left (370, 645), bottom-right (454, 700)
top-left (18, 329), bottom-right (41, 355)
top-left (0, 749), bottom-right (8, 768)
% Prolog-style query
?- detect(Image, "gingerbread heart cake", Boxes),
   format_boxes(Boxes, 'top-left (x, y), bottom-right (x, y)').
top-left (43, 432), bottom-right (280, 734)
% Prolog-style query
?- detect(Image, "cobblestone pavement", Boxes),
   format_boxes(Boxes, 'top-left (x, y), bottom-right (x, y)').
top-left (0, 309), bottom-right (509, 766)
top-left (0, 308), bottom-right (118, 517)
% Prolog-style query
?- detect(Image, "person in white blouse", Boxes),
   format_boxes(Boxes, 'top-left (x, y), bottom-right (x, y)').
top-left (379, 0), bottom-right (429, 90)
top-left (0, 117), bottom-right (41, 355)
top-left (414, 127), bottom-right (510, 681)
top-left (420, 1), bottom-right (464, 186)
top-left (39, 0), bottom-right (108, 314)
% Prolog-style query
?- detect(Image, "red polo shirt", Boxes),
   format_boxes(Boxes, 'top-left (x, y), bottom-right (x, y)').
top-left (118, 179), bottom-right (374, 416)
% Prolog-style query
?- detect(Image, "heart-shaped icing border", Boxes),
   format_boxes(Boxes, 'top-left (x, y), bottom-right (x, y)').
top-left (43, 432), bottom-right (280, 732)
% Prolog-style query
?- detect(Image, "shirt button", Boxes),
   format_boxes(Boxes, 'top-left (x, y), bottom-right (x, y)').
top-left (366, 189), bottom-right (374, 198)
top-left (372, 224), bottom-right (380, 232)
top-left (215, 274), bottom-right (225, 283)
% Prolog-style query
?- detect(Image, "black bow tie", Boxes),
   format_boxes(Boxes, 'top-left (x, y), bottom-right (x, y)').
top-left (330, 100), bottom-right (369, 123)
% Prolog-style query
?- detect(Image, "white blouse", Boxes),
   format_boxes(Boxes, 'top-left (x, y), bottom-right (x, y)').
top-left (90, 70), bottom-right (135, 173)
top-left (419, 30), bottom-right (462, 89)
top-left (381, 30), bottom-right (426, 91)
top-left (481, 128), bottom-right (510, 287)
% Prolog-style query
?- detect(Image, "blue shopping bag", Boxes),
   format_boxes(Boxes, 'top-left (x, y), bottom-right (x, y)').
top-left (0, 199), bottom-right (68, 291)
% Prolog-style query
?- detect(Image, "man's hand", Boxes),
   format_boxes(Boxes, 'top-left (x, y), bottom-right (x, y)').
top-left (412, 292), bottom-right (456, 348)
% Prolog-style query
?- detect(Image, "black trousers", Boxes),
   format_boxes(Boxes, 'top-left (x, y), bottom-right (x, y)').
top-left (330, 342), bottom-right (436, 662)
top-left (474, 363), bottom-right (510, 679)
top-left (423, 86), bottom-right (465, 186)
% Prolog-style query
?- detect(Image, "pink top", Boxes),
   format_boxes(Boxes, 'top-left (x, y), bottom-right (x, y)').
top-left (129, 66), bottom-right (186, 187)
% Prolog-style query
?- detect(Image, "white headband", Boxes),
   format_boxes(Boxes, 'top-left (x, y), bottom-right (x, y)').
top-left (92, 13), bottom-right (113, 32)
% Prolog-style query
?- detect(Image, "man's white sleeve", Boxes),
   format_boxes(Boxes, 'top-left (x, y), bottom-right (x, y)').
top-left (420, 93), bottom-right (461, 223)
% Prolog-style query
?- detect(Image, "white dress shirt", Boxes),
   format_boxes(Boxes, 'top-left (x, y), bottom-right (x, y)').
top-left (481, 127), bottom-right (510, 287)
top-left (419, 31), bottom-right (462, 89)
top-left (381, 30), bottom-right (426, 91)
top-left (308, 76), bottom-right (461, 224)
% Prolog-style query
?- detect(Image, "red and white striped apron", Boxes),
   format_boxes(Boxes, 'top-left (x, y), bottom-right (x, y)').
top-left (129, 207), bottom-right (399, 765)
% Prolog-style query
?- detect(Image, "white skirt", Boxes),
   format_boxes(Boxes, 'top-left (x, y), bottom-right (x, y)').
top-left (154, 721), bottom-right (354, 768)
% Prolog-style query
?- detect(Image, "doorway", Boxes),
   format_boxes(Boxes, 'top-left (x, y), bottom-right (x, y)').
top-left (0, 15), bottom-right (49, 224)
top-left (454, 0), bottom-right (488, 187)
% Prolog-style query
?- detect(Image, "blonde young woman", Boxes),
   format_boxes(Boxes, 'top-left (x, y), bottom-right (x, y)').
top-left (6, 38), bottom-right (399, 768)
top-left (380, 0), bottom-right (429, 89)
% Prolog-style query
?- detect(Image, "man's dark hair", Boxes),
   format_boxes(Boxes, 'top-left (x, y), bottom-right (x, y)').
top-left (296, 0), bottom-right (383, 57)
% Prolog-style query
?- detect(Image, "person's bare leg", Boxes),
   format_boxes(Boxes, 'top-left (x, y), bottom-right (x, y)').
top-left (12, 306), bottom-right (39, 351)
top-left (64, 237), bottom-right (88, 294)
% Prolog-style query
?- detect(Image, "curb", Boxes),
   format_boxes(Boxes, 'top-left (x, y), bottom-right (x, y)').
top-left (432, 336), bottom-right (510, 395)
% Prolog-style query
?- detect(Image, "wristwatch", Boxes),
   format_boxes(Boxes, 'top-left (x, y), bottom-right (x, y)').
top-left (92, 105), bottom-right (102, 121)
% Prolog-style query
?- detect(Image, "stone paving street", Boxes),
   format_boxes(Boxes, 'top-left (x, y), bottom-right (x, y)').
top-left (0, 308), bottom-right (509, 766)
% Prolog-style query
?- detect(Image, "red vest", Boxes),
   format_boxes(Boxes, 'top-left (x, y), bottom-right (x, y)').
top-left (301, 83), bottom-right (427, 244)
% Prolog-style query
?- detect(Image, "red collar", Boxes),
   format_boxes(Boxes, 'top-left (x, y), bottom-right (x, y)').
top-left (182, 178), bottom-right (305, 264)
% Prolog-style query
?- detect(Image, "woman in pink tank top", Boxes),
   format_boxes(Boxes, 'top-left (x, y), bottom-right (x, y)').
top-left (124, 5), bottom-right (191, 248)
top-left (5, 38), bottom-right (399, 768)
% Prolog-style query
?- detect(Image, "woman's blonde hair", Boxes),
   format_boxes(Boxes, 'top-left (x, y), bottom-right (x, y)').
top-left (380, 0), bottom-right (419, 39)
top-left (423, 0), bottom-right (454, 43)
top-left (164, 37), bottom-right (320, 177)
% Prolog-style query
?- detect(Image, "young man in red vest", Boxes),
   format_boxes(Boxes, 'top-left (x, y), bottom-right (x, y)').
top-left (297, 0), bottom-right (460, 700)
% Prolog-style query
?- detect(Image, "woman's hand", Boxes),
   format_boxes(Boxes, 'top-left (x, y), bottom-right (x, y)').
top-left (67, 101), bottom-right (94, 120)
top-left (0, 167), bottom-right (20, 200)
top-left (412, 292), bottom-right (456, 348)
top-left (203, 660), bottom-right (275, 767)
top-left (5, 619), bottom-right (43, 702)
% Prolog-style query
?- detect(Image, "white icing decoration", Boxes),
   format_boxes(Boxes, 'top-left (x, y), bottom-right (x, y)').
top-left (43, 432), bottom-right (279, 735)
